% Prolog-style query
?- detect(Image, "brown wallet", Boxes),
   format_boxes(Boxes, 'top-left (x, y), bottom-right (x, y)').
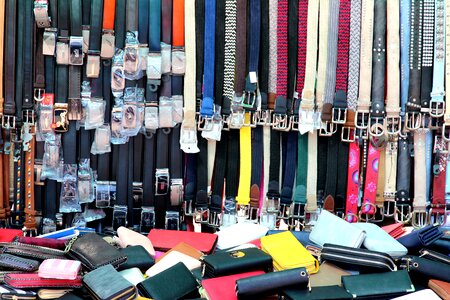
top-left (429, 279), bottom-right (450, 300)
top-left (310, 261), bottom-right (351, 287)
top-left (156, 242), bottom-right (203, 263)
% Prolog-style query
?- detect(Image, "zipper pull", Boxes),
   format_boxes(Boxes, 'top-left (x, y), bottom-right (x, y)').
top-left (64, 237), bottom-right (78, 253)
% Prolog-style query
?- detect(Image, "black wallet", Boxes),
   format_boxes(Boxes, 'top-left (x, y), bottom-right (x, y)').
top-left (202, 248), bottom-right (272, 278)
top-left (282, 285), bottom-right (352, 300)
top-left (236, 267), bottom-right (309, 299)
top-left (67, 233), bottom-right (127, 271)
top-left (137, 262), bottom-right (199, 300)
top-left (397, 224), bottom-right (443, 252)
top-left (400, 255), bottom-right (450, 283)
top-left (117, 245), bottom-right (155, 272)
top-left (83, 264), bottom-right (136, 300)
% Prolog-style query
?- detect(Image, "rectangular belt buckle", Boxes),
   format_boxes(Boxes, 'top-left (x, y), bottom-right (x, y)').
top-left (404, 111), bottom-right (422, 131)
top-left (112, 205), bottom-right (128, 231)
top-left (207, 210), bottom-right (222, 228)
top-left (290, 115), bottom-right (300, 131)
top-left (319, 121), bottom-right (336, 136)
top-left (228, 109), bottom-right (245, 129)
top-left (260, 211), bottom-right (277, 229)
top-left (68, 98), bottom-right (82, 120)
top-left (69, 36), bottom-right (84, 65)
top-left (144, 105), bottom-right (159, 131)
top-left (53, 103), bottom-right (69, 133)
top-left (265, 196), bottom-right (280, 214)
top-left (172, 47), bottom-right (186, 75)
top-left (242, 91), bottom-right (256, 109)
top-left (34, 160), bottom-right (45, 186)
top-left (355, 110), bottom-right (370, 129)
top-left (237, 204), bottom-right (250, 219)
top-left (247, 206), bottom-right (259, 223)
top-left (147, 52), bottom-right (162, 81)
top-left (256, 110), bottom-right (272, 126)
top-left (394, 204), bottom-right (412, 224)
top-left (140, 206), bottom-right (155, 234)
top-left (429, 92), bottom-right (445, 118)
top-left (56, 40), bottom-right (70, 64)
top-left (277, 203), bottom-right (291, 220)
top-left (100, 30), bottom-right (115, 59)
top-left (288, 203), bottom-right (306, 227)
top-left (165, 211), bottom-right (180, 230)
top-left (386, 115), bottom-right (401, 135)
top-left (43, 28), bottom-right (57, 56)
top-left (170, 179), bottom-right (184, 206)
top-left (86, 51), bottom-right (101, 78)
top-left (180, 126), bottom-right (199, 152)
top-left (341, 126), bottom-right (356, 142)
top-left (194, 207), bottom-right (209, 224)
top-left (332, 107), bottom-right (347, 124)
top-left (155, 168), bottom-right (170, 196)
top-left (22, 110), bottom-right (35, 125)
top-left (41, 218), bottom-right (57, 234)
top-left (272, 114), bottom-right (290, 131)
top-left (95, 181), bottom-right (111, 208)
top-left (34, 0), bottom-right (50, 28)
top-left (183, 200), bottom-right (195, 216)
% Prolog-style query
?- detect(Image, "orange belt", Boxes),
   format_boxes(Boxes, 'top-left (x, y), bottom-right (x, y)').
top-left (172, 0), bottom-right (184, 47)
top-left (102, 0), bottom-right (116, 30)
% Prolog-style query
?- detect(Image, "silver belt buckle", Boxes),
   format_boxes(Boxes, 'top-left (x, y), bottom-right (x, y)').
top-left (290, 115), bottom-right (299, 131)
top-left (208, 210), bottom-right (222, 228)
top-left (368, 116), bottom-right (386, 137)
top-left (197, 115), bottom-right (214, 131)
top-left (165, 211), bottom-right (180, 230)
top-left (69, 36), bottom-right (84, 65)
top-left (341, 126), bottom-right (356, 142)
top-left (170, 179), bottom-right (184, 206)
top-left (180, 126), bottom-right (199, 153)
top-left (155, 168), bottom-right (170, 196)
top-left (100, 30), bottom-right (115, 59)
top-left (404, 111), bottom-right (422, 131)
top-left (112, 205), bottom-right (128, 231)
top-left (86, 51), bottom-right (101, 78)
top-left (56, 40), bottom-right (70, 65)
top-left (194, 207), bottom-right (209, 224)
top-left (147, 52), bottom-right (162, 81)
top-left (124, 43), bottom-right (139, 75)
top-left (386, 115), bottom-right (401, 135)
top-left (332, 107), bottom-right (347, 124)
top-left (354, 110), bottom-right (370, 129)
top-left (229, 109), bottom-right (245, 129)
top-left (172, 47), bottom-right (186, 75)
top-left (242, 91), bottom-right (256, 108)
top-left (237, 204), bottom-right (250, 219)
top-left (34, 88), bottom-right (45, 102)
top-left (277, 203), bottom-right (291, 220)
top-left (140, 206), bottom-right (155, 234)
top-left (429, 92), bottom-right (445, 118)
top-left (34, 0), bottom-right (51, 28)
top-left (43, 28), bottom-right (57, 56)
top-left (428, 205), bottom-right (448, 226)
top-left (319, 120), bottom-right (336, 136)
top-left (442, 123), bottom-right (450, 141)
top-left (394, 204), bottom-right (412, 224)
top-left (183, 200), bottom-right (195, 216)
top-left (272, 114), bottom-right (290, 131)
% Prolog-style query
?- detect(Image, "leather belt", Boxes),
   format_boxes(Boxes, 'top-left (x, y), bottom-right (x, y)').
top-left (86, 0), bottom-right (102, 78)
top-left (114, 0), bottom-right (126, 49)
top-left (420, 0), bottom-right (434, 113)
top-left (100, 0), bottom-right (115, 59)
top-left (412, 129), bottom-right (430, 228)
top-left (236, 114), bottom-right (252, 218)
top-left (360, 142), bottom-right (380, 219)
top-left (400, 0), bottom-right (411, 117)
top-left (315, 0), bottom-right (330, 123)
top-left (431, 135), bottom-right (448, 224)
top-left (222, 130), bottom-right (239, 227)
top-left (279, 131), bottom-right (297, 221)
top-left (345, 140), bottom-right (360, 222)
top-left (443, 0), bottom-right (450, 136)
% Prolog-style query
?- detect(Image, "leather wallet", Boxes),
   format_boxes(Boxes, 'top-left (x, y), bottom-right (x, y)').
top-left (282, 285), bottom-right (352, 300)
top-left (146, 250), bottom-right (202, 277)
top-left (236, 267), bottom-right (309, 299)
top-left (116, 227), bottom-right (155, 257)
top-left (83, 264), bottom-right (136, 300)
top-left (0, 229), bottom-right (23, 243)
top-left (117, 245), bottom-right (155, 272)
top-left (0, 242), bottom-right (65, 260)
top-left (382, 223), bottom-right (406, 239)
top-left (119, 268), bottom-right (145, 286)
top-left (266, 230), bottom-right (318, 247)
top-left (202, 248), bottom-right (272, 278)
top-left (320, 243), bottom-right (397, 272)
top-left (0, 254), bottom-right (39, 272)
top-left (309, 210), bottom-right (366, 248)
top-left (397, 224), bottom-right (443, 252)
top-left (201, 271), bottom-right (265, 300)
top-left (391, 289), bottom-right (441, 300)
top-left (400, 255), bottom-right (450, 283)
top-left (353, 223), bottom-right (407, 258)
top-left (309, 261), bottom-right (350, 287)
top-left (37, 289), bottom-right (72, 299)
top-left (67, 233), bottom-right (127, 271)
top-left (137, 262), bottom-right (199, 300)
top-left (418, 248), bottom-right (450, 265)
top-left (15, 236), bottom-right (66, 250)
top-left (0, 285), bottom-right (36, 299)
top-left (260, 231), bottom-right (319, 273)
top-left (341, 270), bottom-right (415, 299)
top-left (38, 259), bottom-right (81, 280)
top-left (4, 273), bottom-right (82, 289)
top-left (428, 279), bottom-right (450, 300)
top-left (216, 223), bottom-right (269, 250)
top-left (156, 242), bottom-right (204, 263)
top-left (148, 229), bottom-right (218, 254)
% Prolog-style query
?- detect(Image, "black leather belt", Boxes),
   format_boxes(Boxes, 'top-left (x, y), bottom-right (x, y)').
top-left (86, 0), bottom-right (102, 78)
top-left (396, 135), bottom-right (413, 223)
top-left (114, 0), bottom-right (126, 49)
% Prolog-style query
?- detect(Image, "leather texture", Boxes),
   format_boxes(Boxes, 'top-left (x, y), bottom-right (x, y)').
top-left (202, 248), bottom-right (273, 278)
top-left (202, 271), bottom-right (265, 300)
top-left (402, 256), bottom-right (450, 283)
top-left (117, 245), bottom-right (155, 272)
top-left (309, 261), bottom-right (351, 287)
top-left (68, 233), bottom-right (127, 271)
top-left (4, 273), bottom-right (83, 289)
top-left (15, 236), bottom-right (66, 250)
top-left (0, 254), bottom-right (39, 272)
top-left (137, 262), bottom-right (199, 300)
top-left (309, 210), bottom-right (366, 248)
top-left (260, 231), bottom-right (319, 273)
top-left (353, 223), bottom-right (407, 257)
top-left (156, 242), bottom-right (204, 263)
top-left (397, 225), bottom-right (444, 252)
top-left (428, 279), bottom-right (450, 300)
top-left (282, 285), bottom-right (352, 300)
top-left (342, 270), bottom-right (415, 298)
top-left (148, 229), bottom-right (218, 254)
top-left (382, 223), bottom-right (406, 239)
top-left (236, 267), bottom-right (309, 299)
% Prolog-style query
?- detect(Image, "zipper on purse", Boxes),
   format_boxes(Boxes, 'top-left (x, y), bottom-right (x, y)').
top-left (320, 252), bottom-right (397, 271)
top-left (322, 245), bottom-right (396, 267)
top-left (419, 249), bottom-right (450, 264)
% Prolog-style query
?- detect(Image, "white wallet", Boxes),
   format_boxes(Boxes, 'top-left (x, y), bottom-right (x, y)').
top-left (309, 210), bottom-right (366, 248)
top-left (216, 223), bottom-right (268, 250)
top-left (119, 268), bottom-right (145, 286)
top-left (391, 289), bottom-right (441, 300)
top-left (145, 251), bottom-right (201, 277)
top-left (353, 222), bottom-right (407, 258)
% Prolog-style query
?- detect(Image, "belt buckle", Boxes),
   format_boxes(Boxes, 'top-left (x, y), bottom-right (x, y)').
top-left (332, 107), bottom-right (347, 124)
top-left (242, 91), bottom-right (256, 109)
top-left (368, 117), bottom-right (386, 137)
top-left (182, 200), bottom-right (195, 216)
top-left (428, 205), bottom-right (448, 226)
top-left (194, 207), bottom-right (209, 224)
top-left (411, 209), bottom-right (430, 229)
top-left (165, 211), bottom-right (180, 230)
top-left (140, 206), bottom-right (155, 234)
top-left (69, 36), bottom-right (84, 65)
top-left (22, 227), bottom-right (38, 237)
top-left (197, 115), bottom-right (214, 131)
top-left (247, 206), bottom-right (259, 223)
top-left (171, 47), bottom-right (186, 75)
top-left (68, 98), bottom-right (82, 120)
top-left (355, 110), bottom-right (370, 129)
top-left (155, 168), bottom-right (170, 196)
top-left (208, 210), bottom-right (222, 228)
top-left (404, 111), bottom-right (422, 131)
top-left (41, 218), bottom-right (57, 234)
top-left (229, 110), bottom-right (245, 129)
top-left (22, 110), bottom-right (35, 125)
top-left (429, 95), bottom-right (445, 118)
top-left (265, 196), bottom-right (280, 214)
top-left (260, 210), bottom-right (277, 229)
top-left (358, 203), bottom-right (377, 222)
top-left (100, 30), bottom-right (115, 59)
top-left (34, 160), bottom-right (45, 186)
top-left (383, 198), bottom-right (396, 217)
top-left (53, 103), bottom-right (69, 133)
top-left (277, 203), bottom-right (291, 220)
top-left (56, 39), bottom-right (70, 64)
top-left (180, 126), bottom-right (199, 152)
top-left (442, 123), bottom-right (450, 141)
top-left (237, 204), bottom-right (250, 219)
top-left (288, 203), bottom-right (306, 228)
top-left (34, 0), bottom-right (51, 28)
top-left (394, 204), bottom-right (412, 224)
top-left (43, 28), bottom-right (57, 56)
top-left (170, 179), bottom-right (184, 206)
top-left (272, 114), bottom-right (290, 131)
top-left (147, 52), bottom-right (162, 83)
top-left (356, 127), bottom-right (369, 140)
top-left (34, 88), bottom-right (46, 102)
top-left (222, 115), bottom-right (230, 131)
top-left (86, 51), bottom-right (101, 78)
top-left (386, 115), bottom-right (401, 135)
top-left (257, 110), bottom-right (272, 126)
top-left (2, 115), bottom-right (18, 130)
top-left (112, 205), bottom-right (128, 231)
top-left (319, 121), bottom-right (336, 136)
top-left (341, 126), bottom-right (356, 142)
top-left (95, 181), bottom-right (112, 208)
top-left (144, 105), bottom-right (159, 131)
top-left (290, 115), bottom-right (299, 131)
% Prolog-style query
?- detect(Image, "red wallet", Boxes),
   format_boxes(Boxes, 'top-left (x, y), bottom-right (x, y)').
top-left (148, 229), bottom-right (218, 254)
top-left (0, 229), bottom-right (23, 243)
top-left (15, 236), bottom-right (66, 250)
top-left (202, 271), bottom-right (265, 300)
top-left (5, 273), bottom-right (83, 288)
top-left (382, 223), bottom-right (406, 239)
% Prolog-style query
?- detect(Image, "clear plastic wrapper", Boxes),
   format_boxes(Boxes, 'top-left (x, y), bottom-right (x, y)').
top-left (123, 32), bottom-right (144, 80)
top-left (111, 50), bottom-right (126, 97)
top-left (41, 134), bottom-right (63, 181)
top-left (59, 164), bottom-right (82, 213)
top-left (172, 95), bottom-right (184, 124)
top-left (111, 105), bottom-right (129, 144)
top-left (159, 97), bottom-right (174, 128)
top-left (83, 209), bottom-right (106, 222)
top-left (84, 98), bottom-right (106, 130)
top-left (91, 124), bottom-right (112, 154)
top-left (78, 159), bottom-right (94, 204)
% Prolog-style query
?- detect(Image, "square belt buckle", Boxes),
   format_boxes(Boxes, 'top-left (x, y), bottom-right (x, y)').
top-left (183, 200), bottom-right (195, 216)
top-left (112, 205), bottom-right (128, 231)
top-left (272, 114), bottom-right (291, 131)
top-left (147, 52), bottom-right (162, 82)
top-left (332, 107), bottom-right (347, 124)
top-left (53, 104), bottom-right (69, 133)
top-left (2, 115), bottom-right (16, 129)
top-left (68, 98), bottom-right (82, 120)
top-left (170, 179), bottom-right (184, 206)
top-left (86, 51), bottom-right (101, 78)
top-left (69, 36), bottom-right (84, 65)
top-left (165, 211), bottom-right (180, 230)
top-left (100, 30), bottom-right (115, 59)
top-left (155, 168), bottom-right (170, 196)
top-left (34, 0), bottom-right (50, 28)
top-left (95, 181), bottom-right (111, 208)
top-left (140, 206), bottom-right (155, 234)
top-left (56, 40), bottom-right (70, 65)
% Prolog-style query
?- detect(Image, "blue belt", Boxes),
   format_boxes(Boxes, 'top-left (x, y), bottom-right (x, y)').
top-left (400, 0), bottom-right (411, 116)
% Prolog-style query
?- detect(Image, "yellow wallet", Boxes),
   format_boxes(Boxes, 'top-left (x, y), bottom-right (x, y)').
top-left (261, 231), bottom-right (319, 274)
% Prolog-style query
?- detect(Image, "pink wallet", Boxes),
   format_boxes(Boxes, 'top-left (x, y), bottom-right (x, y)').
top-left (116, 227), bottom-right (156, 257)
top-left (38, 259), bottom-right (81, 280)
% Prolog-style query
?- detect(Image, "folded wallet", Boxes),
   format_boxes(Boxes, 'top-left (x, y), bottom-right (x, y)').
top-left (118, 245), bottom-right (155, 272)
top-left (67, 233), bottom-right (127, 271)
top-left (156, 242), bottom-right (203, 263)
top-left (146, 250), bottom-right (201, 277)
top-left (38, 259), bottom-right (81, 280)
top-left (4, 273), bottom-right (82, 289)
top-left (119, 268), bottom-right (145, 286)
top-left (397, 224), bottom-right (443, 252)
top-left (342, 270), bottom-right (415, 299)
top-left (0, 254), bottom-right (39, 272)
top-left (216, 223), bottom-right (269, 250)
top-left (309, 210), bottom-right (366, 248)
top-left (137, 262), bottom-right (199, 300)
top-left (236, 267), bottom-right (309, 299)
top-left (260, 231), bottom-right (319, 273)
top-left (0, 242), bottom-right (65, 260)
top-left (202, 248), bottom-right (272, 278)
top-left (0, 285), bottom-right (36, 299)
top-left (83, 264), bottom-right (136, 300)
top-left (266, 230), bottom-right (318, 247)
top-left (428, 279), bottom-right (450, 300)
top-left (201, 271), bottom-right (265, 300)
top-left (116, 227), bottom-right (155, 257)
top-left (382, 223), bottom-right (406, 239)
top-left (148, 229), bottom-right (217, 254)
top-left (15, 236), bottom-right (66, 250)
